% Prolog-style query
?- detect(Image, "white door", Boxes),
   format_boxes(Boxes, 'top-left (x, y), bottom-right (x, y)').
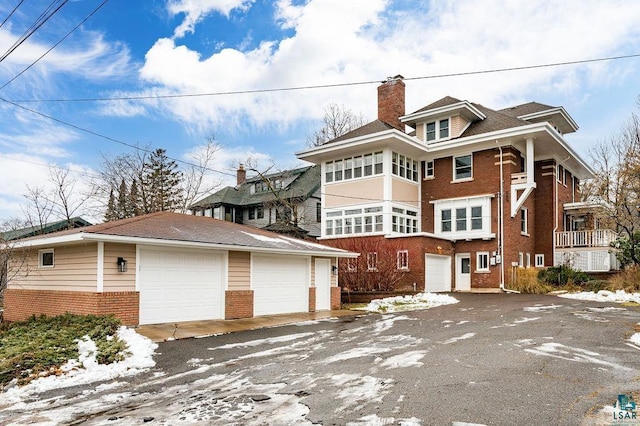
top-left (425, 254), bottom-right (452, 292)
top-left (456, 253), bottom-right (471, 291)
top-left (315, 259), bottom-right (331, 311)
top-left (253, 255), bottom-right (309, 316)
top-left (139, 247), bottom-right (224, 325)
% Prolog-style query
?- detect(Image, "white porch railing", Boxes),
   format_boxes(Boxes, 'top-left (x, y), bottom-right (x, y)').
top-left (554, 229), bottom-right (617, 248)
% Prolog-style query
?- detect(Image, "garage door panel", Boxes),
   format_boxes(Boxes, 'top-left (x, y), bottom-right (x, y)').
top-left (139, 247), bottom-right (224, 325)
top-left (425, 254), bottom-right (452, 293)
top-left (253, 255), bottom-right (308, 316)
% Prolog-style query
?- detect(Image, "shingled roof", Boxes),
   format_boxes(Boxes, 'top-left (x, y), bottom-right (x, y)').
top-left (15, 212), bottom-right (356, 256)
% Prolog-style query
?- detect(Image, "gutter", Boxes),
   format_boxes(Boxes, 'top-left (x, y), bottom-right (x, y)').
top-left (497, 142), bottom-right (519, 294)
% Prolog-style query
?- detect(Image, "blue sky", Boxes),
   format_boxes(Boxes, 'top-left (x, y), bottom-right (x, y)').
top-left (1, 0), bottom-right (640, 223)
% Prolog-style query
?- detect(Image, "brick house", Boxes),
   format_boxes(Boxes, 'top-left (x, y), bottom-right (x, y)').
top-left (190, 165), bottom-right (321, 238)
top-left (296, 76), bottom-right (616, 292)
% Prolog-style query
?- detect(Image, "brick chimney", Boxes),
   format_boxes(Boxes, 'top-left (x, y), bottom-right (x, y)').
top-left (377, 75), bottom-right (405, 131)
top-left (237, 164), bottom-right (246, 186)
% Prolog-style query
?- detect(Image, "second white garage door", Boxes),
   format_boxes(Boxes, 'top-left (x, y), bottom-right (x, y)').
top-left (252, 254), bottom-right (309, 316)
top-left (139, 246), bottom-right (224, 325)
top-left (425, 254), bottom-right (452, 292)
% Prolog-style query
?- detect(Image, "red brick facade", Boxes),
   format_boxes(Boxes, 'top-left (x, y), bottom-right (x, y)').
top-left (308, 287), bottom-right (316, 312)
top-left (225, 290), bottom-right (254, 319)
top-left (331, 286), bottom-right (341, 310)
top-left (4, 289), bottom-right (139, 326)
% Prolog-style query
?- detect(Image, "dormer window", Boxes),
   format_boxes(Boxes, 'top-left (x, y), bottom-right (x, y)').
top-left (426, 118), bottom-right (450, 142)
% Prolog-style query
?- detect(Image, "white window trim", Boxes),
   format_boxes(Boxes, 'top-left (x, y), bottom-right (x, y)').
top-left (526, 253), bottom-right (531, 268)
top-left (367, 252), bottom-right (378, 272)
top-left (425, 118), bottom-right (451, 142)
top-left (535, 254), bottom-right (545, 268)
top-left (424, 160), bottom-right (434, 180)
top-left (476, 252), bottom-right (490, 272)
top-left (452, 154), bottom-right (473, 182)
top-left (433, 195), bottom-right (493, 240)
top-left (521, 207), bottom-right (529, 236)
top-left (39, 248), bottom-right (54, 268)
top-left (518, 252), bottom-right (524, 268)
top-left (397, 250), bottom-right (409, 271)
top-left (346, 258), bottom-right (357, 272)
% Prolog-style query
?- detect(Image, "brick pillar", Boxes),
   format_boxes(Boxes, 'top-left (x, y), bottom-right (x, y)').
top-left (225, 290), bottom-right (254, 319)
top-left (331, 287), bottom-right (342, 310)
top-left (308, 287), bottom-right (316, 312)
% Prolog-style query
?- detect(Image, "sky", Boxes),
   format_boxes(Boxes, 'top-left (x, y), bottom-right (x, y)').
top-left (1, 0), bottom-right (640, 224)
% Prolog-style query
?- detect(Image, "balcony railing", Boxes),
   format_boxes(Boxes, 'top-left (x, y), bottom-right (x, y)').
top-left (511, 172), bottom-right (527, 185)
top-left (555, 229), bottom-right (617, 248)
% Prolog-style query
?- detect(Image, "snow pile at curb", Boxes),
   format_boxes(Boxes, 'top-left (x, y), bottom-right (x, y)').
top-left (557, 289), bottom-right (640, 304)
top-left (365, 292), bottom-right (459, 313)
top-left (4, 327), bottom-right (157, 403)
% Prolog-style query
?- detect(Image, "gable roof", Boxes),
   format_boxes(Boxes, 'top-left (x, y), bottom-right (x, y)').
top-left (498, 102), bottom-right (555, 117)
top-left (329, 119), bottom-right (397, 143)
top-left (190, 165), bottom-right (320, 209)
top-left (15, 212), bottom-right (356, 257)
top-left (2, 217), bottom-right (92, 241)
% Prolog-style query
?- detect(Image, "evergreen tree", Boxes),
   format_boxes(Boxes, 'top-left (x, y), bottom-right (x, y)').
top-left (141, 149), bottom-right (183, 212)
top-left (129, 179), bottom-right (141, 216)
top-left (117, 178), bottom-right (129, 219)
top-left (104, 189), bottom-right (117, 222)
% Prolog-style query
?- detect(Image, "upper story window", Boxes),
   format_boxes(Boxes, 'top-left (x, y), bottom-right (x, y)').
top-left (325, 206), bottom-right (383, 237)
top-left (433, 195), bottom-right (493, 239)
top-left (453, 154), bottom-right (472, 181)
top-left (392, 152), bottom-right (419, 182)
top-left (426, 118), bottom-right (450, 142)
top-left (39, 249), bottom-right (54, 268)
top-left (326, 151), bottom-right (383, 183)
top-left (392, 207), bottom-right (419, 234)
top-left (521, 208), bottom-right (529, 235)
top-left (422, 160), bottom-right (434, 179)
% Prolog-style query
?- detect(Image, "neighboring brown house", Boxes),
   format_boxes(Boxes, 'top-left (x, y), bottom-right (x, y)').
top-left (296, 76), bottom-right (616, 292)
top-left (4, 212), bottom-right (356, 325)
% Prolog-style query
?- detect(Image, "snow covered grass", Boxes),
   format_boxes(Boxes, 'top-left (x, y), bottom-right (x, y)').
top-left (557, 289), bottom-right (640, 305)
top-left (363, 292), bottom-right (459, 313)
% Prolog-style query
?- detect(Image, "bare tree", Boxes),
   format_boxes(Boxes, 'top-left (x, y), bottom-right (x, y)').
top-left (0, 220), bottom-right (31, 306)
top-left (306, 103), bottom-right (366, 147)
top-left (179, 136), bottom-right (222, 213)
top-left (21, 185), bottom-right (54, 233)
top-left (48, 165), bottom-right (95, 227)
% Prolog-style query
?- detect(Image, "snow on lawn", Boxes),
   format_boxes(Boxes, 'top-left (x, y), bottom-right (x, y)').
top-left (3, 326), bottom-right (157, 404)
top-left (364, 292), bottom-right (459, 313)
top-left (557, 289), bottom-right (640, 304)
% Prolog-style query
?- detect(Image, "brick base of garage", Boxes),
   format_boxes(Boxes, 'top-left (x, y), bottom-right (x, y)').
top-left (225, 290), bottom-right (254, 319)
top-left (331, 287), bottom-right (341, 310)
top-left (309, 287), bottom-right (316, 312)
top-left (3, 289), bottom-right (139, 326)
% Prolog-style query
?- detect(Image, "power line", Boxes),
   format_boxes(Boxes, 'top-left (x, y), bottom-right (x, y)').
top-left (8, 52), bottom-right (640, 103)
top-left (0, 0), bottom-right (25, 29)
top-left (0, 0), bottom-right (111, 91)
top-left (0, 0), bottom-right (69, 64)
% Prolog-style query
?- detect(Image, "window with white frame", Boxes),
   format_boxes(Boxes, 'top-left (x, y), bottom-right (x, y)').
top-left (535, 254), bottom-right (544, 267)
top-left (392, 207), bottom-right (419, 234)
top-left (426, 118), bottom-right (450, 142)
top-left (325, 152), bottom-right (383, 183)
top-left (518, 252), bottom-right (524, 267)
top-left (453, 154), bottom-right (472, 181)
top-left (367, 252), bottom-right (378, 271)
top-left (526, 253), bottom-right (531, 268)
top-left (434, 195), bottom-right (492, 239)
top-left (39, 248), bottom-right (54, 268)
top-left (557, 164), bottom-right (566, 185)
top-left (397, 250), bottom-right (409, 270)
top-left (346, 258), bottom-right (358, 272)
top-left (422, 160), bottom-right (434, 179)
top-left (476, 252), bottom-right (489, 272)
top-left (325, 206), bottom-right (383, 237)
top-left (392, 152), bottom-right (419, 182)
top-left (521, 208), bottom-right (528, 235)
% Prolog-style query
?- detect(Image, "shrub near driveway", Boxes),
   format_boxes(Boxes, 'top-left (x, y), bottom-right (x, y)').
top-left (0, 313), bottom-right (126, 388)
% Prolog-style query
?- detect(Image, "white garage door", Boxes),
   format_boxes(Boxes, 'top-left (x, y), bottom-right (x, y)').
top-left (253, 255), bottom-right (309, 316)
top-left (139, 246), bottom-right (224, 325)
top-left (425, 254), bottom-right (452, 292)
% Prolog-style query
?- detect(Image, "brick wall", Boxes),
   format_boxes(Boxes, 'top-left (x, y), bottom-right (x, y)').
top-left (225, 290), bottom-right (254, 319)
top-left (3, 289), bottom-right (139, 326)
top-left (308, 287), bottom-right (316, 312)
top-left (331, 286), bottom-right (341, 310)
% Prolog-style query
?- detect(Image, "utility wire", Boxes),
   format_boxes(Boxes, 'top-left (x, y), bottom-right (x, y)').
top-left (0, 0), bottom-right (69, 64)
top-left (0, 0), bottom-right (25, 29)
top-left (8, 52), bottom-right (640, 103)
top-left (0, 0), bottom-right (110, 91)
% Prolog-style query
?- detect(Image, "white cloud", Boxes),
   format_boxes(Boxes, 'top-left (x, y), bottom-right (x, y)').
top-left (168, 0), bottom-right (256, 38)
top-left (135, 0), bottom-right (640, 136)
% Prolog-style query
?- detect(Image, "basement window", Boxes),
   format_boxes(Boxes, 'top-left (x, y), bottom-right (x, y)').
top-left (39, 249), bottom-right (54, 268)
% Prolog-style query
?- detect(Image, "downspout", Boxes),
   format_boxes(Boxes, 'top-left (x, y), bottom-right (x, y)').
top-left (497, 142), bottom-right (518, 293)
top-left (553, 156), bottom-right (571, 267)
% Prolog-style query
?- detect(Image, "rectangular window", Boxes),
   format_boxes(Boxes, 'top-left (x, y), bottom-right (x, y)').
top-left (364, 216), bottom-right (373, 233)
top-left (454, 154), bottom-right (472, 180)
top-left (397, 250), bottom-right (409, 270)
top-left (518, 252), bottom-right (524, 267)
top-left (422, 160), bottom-right (434, 179)
top-left (526, 253), bottom-right (531, 268)
top-left (248, 208), bottom-right (255, 220)
top-left (334, 160), bottom-right (343, 181)
top-left (521, 208), bottom-right (528, 235)
top-left (346, 258), bottom-right (357, 272)
top-left (374, 215), bottom-right (383, 232)
top-left (535, 254), bottom-right (545, 267)
top-left (353, 156), bottom-right (362, 178)
top-left (412, 160), bottom-right (419, 182)
top-left (441, 209), bottom-right (452, 232)
top-left (325, 161), bottom-right (333, 183)
top-left (456, 208), bottom-right (467, 231)
top-left (326, 220), bottom-right (333, 236)
top-left (471, 206), bottom-right (482, 230)
top-left (316, 203), bottom-right (321, 222)
top-left (392, 152), bottom-right (398, 175)
top-left (477, 252), bottom-right (489, 272)
top-left (257, 205), bottom-right (264, 219)
top-left (367, 252), bottom-right (378, 271)
top-left (398, 154), bottom-right (405, 178)
top-left (344, 218), bottom-right (353, 234)
top-left (344, 158), bottom-right (353, 180)
top-left (354, 217), bottom-right (362, 233)
top-left (374, 151), bottom-right (383, 174)
top-left (426, 122), bottom-right (436, 141)
top-left (39, 249), bottom-right (54, 268)
top-left (439, 118), bottom-right (450, 139)
top-left (364, 154), bottom-right (373, 176)
top-left (335, 219), bottom-right (343, 235)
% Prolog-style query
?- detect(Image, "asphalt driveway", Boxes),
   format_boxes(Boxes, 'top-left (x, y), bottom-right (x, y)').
top-left (2, 292), bottom-right (639, 425)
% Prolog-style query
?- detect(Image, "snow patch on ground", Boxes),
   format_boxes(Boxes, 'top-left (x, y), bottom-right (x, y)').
top-left (441, 333), bottom-right (476, 345)
top-left (332, 374), bottom-right (393, 412)
top-left (364, 292), bottom-right (459, 313)
top-left (523, 304), bottom-right (563, 312)
top-left (240, 231), bottom-right (292, 245)
top-left (558, 290), bottom-right (640, 304)
top-left (378, 351), bottom-right (427, 369)
top-left (3, 326), bottom-right (157, 404)
top-left (524, 342), bottom-right (631, 370)
top-left (210, 332), bottom-right (315, 350)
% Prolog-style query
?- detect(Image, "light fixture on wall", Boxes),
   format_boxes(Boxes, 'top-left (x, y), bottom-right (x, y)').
top-left (117, 257), bottom-right (128, 273)
top-left (332, 265), bottom-right (338, 275)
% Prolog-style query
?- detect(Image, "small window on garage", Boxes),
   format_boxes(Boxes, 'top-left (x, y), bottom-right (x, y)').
top-left (397, 250), bottom-right (409, 270)
top-left (39, 248), bottom-right (54, 268)
top-left (535, 254), bottom-right (544, 267)
top-left (476, 252), bottom-right (489, 272)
